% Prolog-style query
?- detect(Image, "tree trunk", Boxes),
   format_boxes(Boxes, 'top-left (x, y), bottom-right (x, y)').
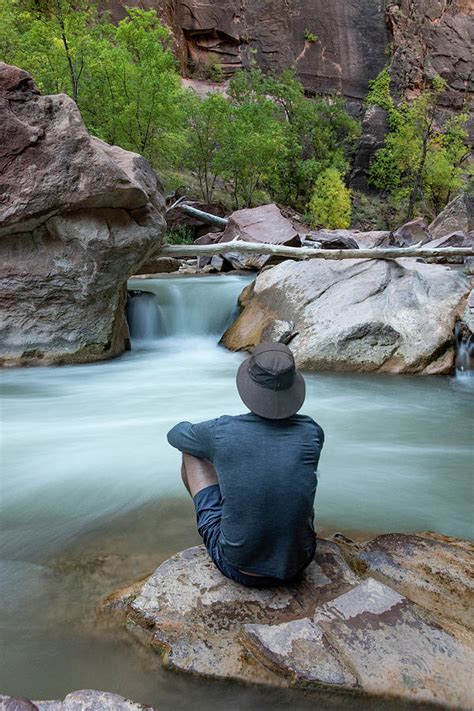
top-left (159, 241), bottom-right (473, 263)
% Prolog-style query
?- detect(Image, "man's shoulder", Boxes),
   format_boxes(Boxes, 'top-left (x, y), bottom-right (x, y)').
top-left (292, 413), bottom-right (321, 428)
top-left (214, 413), bottom-right (253, 427)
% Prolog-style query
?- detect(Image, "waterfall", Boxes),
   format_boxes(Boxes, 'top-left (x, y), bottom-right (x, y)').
top-left (454, 322), bottom-right (473, 378)
top-left (126, 276), bottom-right (252, 341)
top-left (126, 290), bottom-right (162, 340)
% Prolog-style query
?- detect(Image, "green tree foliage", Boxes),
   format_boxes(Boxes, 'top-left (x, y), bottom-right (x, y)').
top-left (368, 71), bottom-right (469, 218)
top-left (1, 3), bottom-right (360, 213)
top-left (186, 92), bottom-right (231, 203)
top-left (308, 168), bottom-right (352, 228)
top-left (264, 69), bottom-right (360, 210)
top-left (365, 67), bottom-right (394, 112)
top-left (0, 1), bottom-right (189, 170)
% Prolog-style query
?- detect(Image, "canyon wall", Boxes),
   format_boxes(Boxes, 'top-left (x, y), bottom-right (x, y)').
top-left (109, 1), bottom-right (473, 111)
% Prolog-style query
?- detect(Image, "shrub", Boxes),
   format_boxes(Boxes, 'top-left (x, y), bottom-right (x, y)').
top-left (308, 168), bottom-right (352, 228)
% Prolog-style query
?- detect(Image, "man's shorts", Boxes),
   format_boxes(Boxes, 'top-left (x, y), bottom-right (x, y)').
top-left (193, 484), bottom-right (303, 588)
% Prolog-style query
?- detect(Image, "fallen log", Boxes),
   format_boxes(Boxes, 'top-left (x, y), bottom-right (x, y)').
top-left (170, 204), bottom-right (229, 228)
top-left (159, 241), bottom-right (473, 262)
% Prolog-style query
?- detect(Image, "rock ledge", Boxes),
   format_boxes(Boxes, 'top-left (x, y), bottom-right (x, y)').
top-left (103, 533), bottom-right (474, 708)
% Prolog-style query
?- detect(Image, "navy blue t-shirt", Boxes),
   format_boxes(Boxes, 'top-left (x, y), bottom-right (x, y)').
top-left (167, 412), bottom-right (324, 579)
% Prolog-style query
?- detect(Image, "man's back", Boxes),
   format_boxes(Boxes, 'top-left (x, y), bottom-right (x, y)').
top-left (167, 412), bottom-right (324, 579)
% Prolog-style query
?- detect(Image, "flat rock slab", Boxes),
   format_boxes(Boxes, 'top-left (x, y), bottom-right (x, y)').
top-left (313, 578), bottom-right (474, 709)
top-left (242, 617), bottom-right (358, 689)
top-left (105, 536), bottom-right (474, 707)
top-left (123, 541), bottom-right (358, 684)
top-left (242, 577), bottom-right (474, 706)
top-left (358, 533), bottom-right (474, 632)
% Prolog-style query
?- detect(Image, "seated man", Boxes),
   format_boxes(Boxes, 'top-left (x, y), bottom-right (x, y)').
top-left (167, 342), bottom-right (324, 587)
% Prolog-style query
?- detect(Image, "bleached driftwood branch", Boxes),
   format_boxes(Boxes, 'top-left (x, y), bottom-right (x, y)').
top-left (169, 203), bottom-right (229, 228)
top-left (159, 240), bottom-right (473, 262)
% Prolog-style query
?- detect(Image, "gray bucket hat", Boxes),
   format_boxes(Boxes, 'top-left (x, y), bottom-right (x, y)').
top-left (236, 342), bottom-right (305, 420)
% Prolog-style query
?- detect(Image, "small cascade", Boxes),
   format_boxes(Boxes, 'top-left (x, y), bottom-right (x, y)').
top-left (126, 276), bottom-right (252, 341)
top-left (454, 321), bottom-right (473, 377)
top-left (126, 290), bottom-right (162, 341)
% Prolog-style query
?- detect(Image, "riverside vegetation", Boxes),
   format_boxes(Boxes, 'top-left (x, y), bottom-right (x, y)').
top-left (1, 0), bottom-right (471, 228)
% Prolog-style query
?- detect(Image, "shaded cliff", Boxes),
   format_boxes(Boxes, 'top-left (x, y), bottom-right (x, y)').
top-left (109, 0), bottom-right (473, 110)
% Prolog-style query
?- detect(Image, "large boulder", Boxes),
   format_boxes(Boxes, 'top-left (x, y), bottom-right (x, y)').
top-left (0, 64), bottom-right (166, 367)
top-left (103, 534), bottom-right (474, 708)
top-left (391, 217), bottom-right (432, 247)
top-left (217, 204), bottom-right (301, 270)
top-left (221, 258), bottom-right (471, 374)
top-left (429, 193), bottom-right (474, 239)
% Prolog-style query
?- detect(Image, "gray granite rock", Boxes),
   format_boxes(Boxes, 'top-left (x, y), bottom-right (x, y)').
top-left (218, 204), bottom-right (301, 271)
top-left (222, 257), bottom-right (471, 374)
top-left (391, 217), bottom-right (432, 247)
top-left (1, 691), bottom-right (156, 711)
top-left (429, 193), bottom-right (474, 239)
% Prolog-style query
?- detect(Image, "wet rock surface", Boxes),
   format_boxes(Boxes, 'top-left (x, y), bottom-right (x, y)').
top-left (104, 534), bottom-right (474, 708)
top-left (358, 533), bottom-right (474, 633)
top-left (222, 257), bottom-right (471, 374)
top-left (0, 63), bottom-right (166, 367)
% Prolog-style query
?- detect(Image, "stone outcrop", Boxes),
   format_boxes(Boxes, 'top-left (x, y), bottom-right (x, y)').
top-left (221, 258), bottom-right (471, 374)
top-left (429, 193), bottom-right (474, 239)
top-left (197, 204), bottom-right (301, 272)
top-left (391, 217), bottom-right (432, 247)
top-left (103, 534), bottom-right (474, 709)
top-left (304, 231), bottom-right (360, 250)
top-left (350, 105), bottom-right (389, 190)
top-left (0, 690), bottom-right (157, 710)
top-left (219, 204), bottom-right (301, 270)
top-left (0, 63), bottom-right (166, 367)
top-left (387, 0), bottom-right (473, 110)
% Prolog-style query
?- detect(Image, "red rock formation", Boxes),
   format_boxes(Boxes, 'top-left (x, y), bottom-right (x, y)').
top-left (108, 0), bottom-right (472, 112)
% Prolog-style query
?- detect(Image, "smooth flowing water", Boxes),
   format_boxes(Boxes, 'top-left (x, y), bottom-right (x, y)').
top-left (0, 275), bottom-right (472, 708)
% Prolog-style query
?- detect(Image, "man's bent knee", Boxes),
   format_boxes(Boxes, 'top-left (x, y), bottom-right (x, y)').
top-left (181, 453), bottom-right (218, 498)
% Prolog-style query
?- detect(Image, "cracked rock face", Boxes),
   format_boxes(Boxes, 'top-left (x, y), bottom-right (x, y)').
top-left (221, 257), bottom-right (471, 374)
top-left (388, 0), bottom-right (473, 110)
top-left (0, 63), bottom-right (166, 367)
top-left (104, 535), bottom-right (474, 708)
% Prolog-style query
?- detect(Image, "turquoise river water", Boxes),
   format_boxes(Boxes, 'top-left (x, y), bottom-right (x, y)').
top-left (0, 275), bottom-right (472, 709)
